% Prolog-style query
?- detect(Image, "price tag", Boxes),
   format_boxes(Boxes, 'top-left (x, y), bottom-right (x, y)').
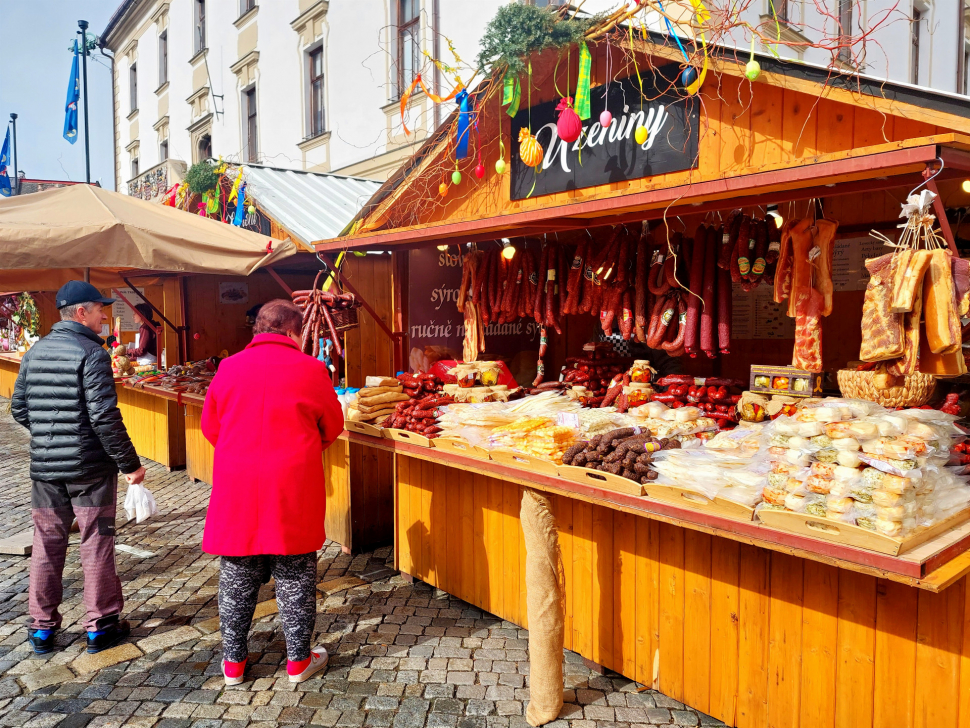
top-left (557, 412), bottom-right (580, 429)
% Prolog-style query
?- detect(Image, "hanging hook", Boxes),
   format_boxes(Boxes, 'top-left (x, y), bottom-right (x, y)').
top-left (909, 157), bottom-right (945, 198)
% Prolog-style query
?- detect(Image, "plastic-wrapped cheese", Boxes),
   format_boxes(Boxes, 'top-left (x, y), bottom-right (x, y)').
top-left (786, 450), bottom-right (811, 467)
top-left (796, 421), bottom-right (825, 437)
top-left (811, 406), bottom-right (842, 423)
top-left (847, 421), bottom-right (879, 439)
top-left (871, 489), bottom-right (915, 507)
top-left (834, 465), bottom-right (863, 482)
top-left (876, 414), bottom-right (907, 437)
top-left (836, 450), bottom-right (863, 468)
top-left (832, 437), bottom-right (861, 452)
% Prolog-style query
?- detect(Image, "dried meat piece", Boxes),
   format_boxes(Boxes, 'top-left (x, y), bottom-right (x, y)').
top-left (814, 219), bottom-right (838, 316)
top-left (887, 281), bottom-right (923, 377)
top-left (792, 287), bottom-right (823, 372)
top-left (889, 249), bottom-right (932, 313)
top-left (922, 249), bottom-right (961, 355)
top-left (953, 256), bottom-right (970, 317)
top-left (859, 254), bottom-right (905, 362)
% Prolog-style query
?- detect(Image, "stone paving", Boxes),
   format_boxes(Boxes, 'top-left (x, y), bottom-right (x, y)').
top-left (0, 399), bottom-right (721, 728)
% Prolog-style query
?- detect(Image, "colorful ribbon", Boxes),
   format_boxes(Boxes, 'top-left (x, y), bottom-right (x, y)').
top-left (399, 73), bottom-right (462, 136)
top-left (575, 42), bottom-right (592, 121)
top-left (686, 0), bottom-right (710, 95)
top-left (455, 90), bottom-right (472, 160)
top-left (502, 74), bottom-right (521, 117)
top-left (232, 185), bottom-right (246, 226)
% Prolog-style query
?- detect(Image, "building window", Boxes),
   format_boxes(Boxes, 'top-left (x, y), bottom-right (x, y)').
top-left (240, 0), bottom-right (256, 14)
top-left (911, 8), bottom-right (921, 84)
top-left (965, 45), bottom-right (970, 94)
top-left (131, 157), bottom-right (139, 179)
top-left (158, 31), bottom-right (168, 86)
top-left (309, 46), bottom-right (325, 137)
top-left (195, 0), bottom-right (206, 54)
top-left (773, 0), bottom-right (789, 23)
top-left (244, 87), bottom-right (258, 162)
top-left (129, 63), bottom-right (138, 113)
top-left (397, 0), bottom-right (420, 96)
top-left (197, 133), bottom-right (212, 161)
top-left (837, 0), bottom-right (852, 63)
top-left (159, 139), bottom-right (169, 162)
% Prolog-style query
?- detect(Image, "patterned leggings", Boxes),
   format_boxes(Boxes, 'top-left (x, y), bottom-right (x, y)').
top-left (219, 553), bottom-right (317, 663)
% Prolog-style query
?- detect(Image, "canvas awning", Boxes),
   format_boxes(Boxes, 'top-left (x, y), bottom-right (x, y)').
top-left (0, 183), bottom-right (296, 290)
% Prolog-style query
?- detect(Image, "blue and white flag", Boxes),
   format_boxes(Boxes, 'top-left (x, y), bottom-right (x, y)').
top-left (64, 39), bottom-right (80, 144)
top-left (0, 128), bottom-right (11, 197)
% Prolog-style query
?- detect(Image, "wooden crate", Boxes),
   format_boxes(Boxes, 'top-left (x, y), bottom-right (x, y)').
top-left (488, 448), bottom-right (559, 476)
top-left (384, 428), bottom-right (434, 447)
top-left (557, 465), bottom-right (646, 496)
top-left (641, 482), bottom-right (757, 522)
top-left (432, 437), bottom-right (491, 460)
top-left (345, 420), bottom-right (384, 438)
top-left (757, 507), bottom-right (970, 556)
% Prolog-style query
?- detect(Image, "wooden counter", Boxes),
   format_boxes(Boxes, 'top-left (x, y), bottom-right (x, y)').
top-left (0, 352), bottom-right (21, 399)
top-left (116, 384), bottom-right (186, 469)
top-left (344, 432), bottom-right (970, 728)
top-left (183, 396), bottom-right (393, 553)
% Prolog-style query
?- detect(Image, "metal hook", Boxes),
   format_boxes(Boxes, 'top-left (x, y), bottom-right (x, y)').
top-left (909, 157), bottom-right (945, 198)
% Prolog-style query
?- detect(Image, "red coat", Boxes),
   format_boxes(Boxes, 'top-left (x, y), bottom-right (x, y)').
top-left (201, 333), bottom-right (344, 556)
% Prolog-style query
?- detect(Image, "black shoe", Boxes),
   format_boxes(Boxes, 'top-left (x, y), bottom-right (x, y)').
top-left (27, 628), bottom-right (56, 655)
top-left (86, 620), bottom-right (131, 654)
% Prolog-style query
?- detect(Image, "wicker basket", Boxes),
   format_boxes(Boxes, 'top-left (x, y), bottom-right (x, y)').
top-left (329, 304), bottom-right (360, 333)
top-left (837, 369), bottom-right (936, 408)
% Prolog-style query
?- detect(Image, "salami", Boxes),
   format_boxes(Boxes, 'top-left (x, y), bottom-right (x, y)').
top-left (684, 224), bottom-right (707, 356)
top-left (717, 265), bottom-right (732, 354)
top-left (564, 239), bottom-right (588, 314)
top-left (773, 219), bottom-right (796, 304)
top-left (545, 245), bottom-right (561, 333)
top-left (619, 288), bottom-right (635, 339)
top-left (558, 243), bottom-right (569, 315)
top-left (700, 226), bottom-right (718, 357)
top-left (647, 292), bottom-right (676, 349)
top-left (519, 247), bottom-right (534, 319)
top-left (732, 215), bottom-right (750, 283)
top-left (718, 210), bottom-right (743, 270)
top-left (616, 230), bottom-right (632, 284)
top-left (661, 295), bottom-right (686, 352)
top-left (634, 232), bottom-right (649, 342)
top-left (534, 243), bottom-right (550, 324)
top-left (766, 218), bottom-right (782, 264)
top-left (750, 218), bottom-right (768, 285)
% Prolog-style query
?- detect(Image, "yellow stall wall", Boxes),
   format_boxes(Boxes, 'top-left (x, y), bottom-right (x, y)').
top-left (395, 454), bottom-right (970, 728)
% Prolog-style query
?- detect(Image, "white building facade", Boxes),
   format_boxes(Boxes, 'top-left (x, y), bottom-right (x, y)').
top-left (102, 0), bottom-right (970, 197)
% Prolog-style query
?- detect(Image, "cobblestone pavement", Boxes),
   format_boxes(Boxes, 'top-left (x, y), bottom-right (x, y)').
top-left (0, 399), bottom-right (721, 728)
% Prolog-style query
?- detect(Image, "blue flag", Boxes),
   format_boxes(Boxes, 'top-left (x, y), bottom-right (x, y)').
top-left (0, 128), bottom-right (11, 197)
top-left (64, 39), bottom-right (80, 144)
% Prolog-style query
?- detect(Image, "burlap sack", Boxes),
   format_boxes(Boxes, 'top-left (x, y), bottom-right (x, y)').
top-left (521, 488), bottom-right (565, 727)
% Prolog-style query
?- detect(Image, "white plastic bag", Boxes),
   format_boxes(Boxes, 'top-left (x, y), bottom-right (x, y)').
top-left (124, 482), bottom-right (158, 523)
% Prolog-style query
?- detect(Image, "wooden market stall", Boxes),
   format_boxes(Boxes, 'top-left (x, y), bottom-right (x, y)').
top-left (312, 26), bottom-right (970, 728)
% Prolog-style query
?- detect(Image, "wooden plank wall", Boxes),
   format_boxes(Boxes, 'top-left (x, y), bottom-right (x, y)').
top-left (395, 455), bottom-right (970, 728)
top-left (0, 359), bottom-right (18, 399)
top-left (184, 403), bottom-right (213, 484)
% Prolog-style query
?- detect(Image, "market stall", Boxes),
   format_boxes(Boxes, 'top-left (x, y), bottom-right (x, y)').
top-left (309, 12), bottom-right (970, 727)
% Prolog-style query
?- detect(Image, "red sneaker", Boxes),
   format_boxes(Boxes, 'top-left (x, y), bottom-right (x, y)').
top-left (222, 657), bottom-right (247, 686)
top-left (287, 647), bottom-right (329, 683)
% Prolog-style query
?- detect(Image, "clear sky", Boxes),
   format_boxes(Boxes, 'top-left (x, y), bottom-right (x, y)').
top-left (0, 1), bottom-right (117, 190)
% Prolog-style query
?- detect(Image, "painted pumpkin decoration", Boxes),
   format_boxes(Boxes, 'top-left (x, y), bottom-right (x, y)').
top-left (556, 97), bottom-right (582, 143)
top-left (518, 127), bottom-right (544, 168)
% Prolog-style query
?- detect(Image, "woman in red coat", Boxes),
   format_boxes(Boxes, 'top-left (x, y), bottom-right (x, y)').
top-left (201, 299), bottom-right (344, 685)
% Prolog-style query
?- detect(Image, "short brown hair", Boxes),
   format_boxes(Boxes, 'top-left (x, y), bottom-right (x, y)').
top-left (254, 299), bottom-right (304, 336)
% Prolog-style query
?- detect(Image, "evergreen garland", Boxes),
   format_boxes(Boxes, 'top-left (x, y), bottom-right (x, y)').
top-left (476, 4), bottom-right (600, 77)
top-left (12, 293), bottom-right (39, 337)
top-left (185, 161), bottom-right (220, 194)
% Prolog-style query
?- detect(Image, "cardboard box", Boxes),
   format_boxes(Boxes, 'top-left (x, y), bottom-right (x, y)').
top-left (750, 365), bottom-right (822, 398)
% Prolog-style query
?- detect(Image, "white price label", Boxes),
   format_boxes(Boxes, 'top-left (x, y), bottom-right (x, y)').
top-left (557, 412), bottom-right (580, 429)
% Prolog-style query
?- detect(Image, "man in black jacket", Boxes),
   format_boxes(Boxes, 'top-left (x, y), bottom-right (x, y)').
top-left (12, 281), bottom-right (146, 655)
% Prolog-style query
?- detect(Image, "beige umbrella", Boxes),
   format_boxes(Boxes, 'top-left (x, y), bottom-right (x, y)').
top-left (0, 183), bottom-right (295, 289)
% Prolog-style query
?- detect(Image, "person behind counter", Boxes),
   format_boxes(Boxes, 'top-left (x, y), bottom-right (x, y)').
top-left (127, 303), bottom-right (159, 366)
top-left (201, 299), bottom-right (344, 685)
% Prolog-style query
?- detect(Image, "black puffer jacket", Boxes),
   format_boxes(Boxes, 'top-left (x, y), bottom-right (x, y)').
top-left (11, 321), bottom-right (141, 482)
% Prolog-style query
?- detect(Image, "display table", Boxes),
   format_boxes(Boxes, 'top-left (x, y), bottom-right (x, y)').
top-left (344, 431), bottom-right (970, 728)
top-left (0, 352), bottom-right (21, 399)
top-left (183, 395), bottom-right (393, 553)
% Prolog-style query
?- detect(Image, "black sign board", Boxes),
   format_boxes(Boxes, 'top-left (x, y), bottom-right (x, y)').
top-left (510, 65), bottom-right (699, 200)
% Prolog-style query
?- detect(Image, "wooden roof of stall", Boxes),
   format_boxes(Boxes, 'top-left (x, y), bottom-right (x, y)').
top-left (316, 33), bottom-right (970, 252)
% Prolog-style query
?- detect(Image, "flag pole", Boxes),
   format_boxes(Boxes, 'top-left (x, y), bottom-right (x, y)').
top-left (78, 20), bottom-right (91, 184)
top-left (8, 114), bottom-right (17, 195)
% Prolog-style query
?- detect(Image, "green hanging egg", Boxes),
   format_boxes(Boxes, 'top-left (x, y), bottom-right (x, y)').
top-left (247, 204), bottom-right (256, 214)
top-left (745, 60), bottom-right (761, 81)
top-left (634, 126), bottom-right (649, 145)
top-left (495, 158), bottom-right (507, 174)
top-left (452, 170), bottom-right (462, 185)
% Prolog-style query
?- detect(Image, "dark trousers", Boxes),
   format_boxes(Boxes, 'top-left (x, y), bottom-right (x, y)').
top-left (30, 474), bottom-right (123, 632)
top-left (219, 553), bottom-right (317, 663)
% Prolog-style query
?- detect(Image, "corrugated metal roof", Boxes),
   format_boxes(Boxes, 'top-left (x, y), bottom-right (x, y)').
top-left (241, 165), bottom-right (381, 248)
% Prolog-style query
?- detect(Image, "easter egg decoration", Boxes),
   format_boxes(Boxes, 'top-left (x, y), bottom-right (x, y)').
top-left (452, 170), bottom-right (462, 185)
top-left (474, 163), bottom-right (486, 179)
top-left (680, 65), bottom-right (699, 89)
top-left (634, 125), bottom-right (649, 145)
top-left (495, 158), bottom-right (507, 174)
top-left (599, 110), bottom-right (613, 128)
top-left (555, 97), bottom-right (582, 144)
top-left (518, 127), bottom-right (544, 168)
top-left (745, 59), bottom-right (761, 81)
top-left (438, 182), bottom-right (448, 197)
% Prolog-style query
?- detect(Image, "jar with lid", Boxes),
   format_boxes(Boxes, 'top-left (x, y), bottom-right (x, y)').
top-left (631, 360), bottom-right (652, 383)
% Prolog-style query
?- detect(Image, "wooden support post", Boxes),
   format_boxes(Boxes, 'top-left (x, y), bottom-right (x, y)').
top-left (924, 175), bottom-right (958, 254)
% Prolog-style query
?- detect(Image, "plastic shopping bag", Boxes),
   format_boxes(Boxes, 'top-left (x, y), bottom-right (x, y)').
top-left (124, 482), bottom-right (158, 524)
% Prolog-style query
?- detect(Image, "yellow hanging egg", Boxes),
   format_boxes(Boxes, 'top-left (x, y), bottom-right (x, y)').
top-left (518, 127), bottom-right (544, 168)
top-left (634, 125), bottom-right (649, 145)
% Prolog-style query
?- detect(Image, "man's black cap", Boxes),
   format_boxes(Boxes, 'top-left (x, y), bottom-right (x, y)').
top-left (55, 281), bottom-right (117, 310)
